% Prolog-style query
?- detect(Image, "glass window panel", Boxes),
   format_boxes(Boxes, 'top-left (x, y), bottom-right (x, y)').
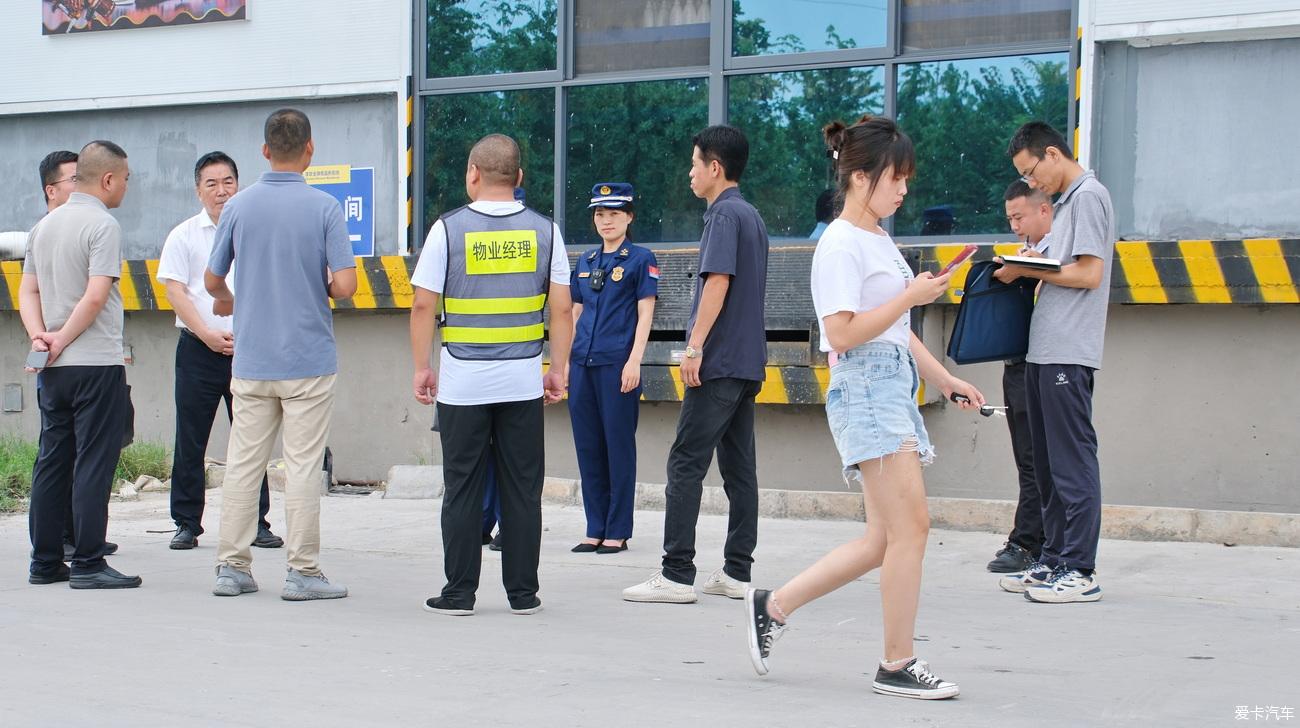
top-left (894, 53), bottom-right (1069, 237)
top-left (732, 0), bottom-right (887, 57)
top-left (575, 0), bottom-right (710, 74)
top-left (422, 89), bottom-right (556, 240)
top-left (902, 0), bottom-right (1071, 52)
top-left (426, 0), bottom-right (557, 79)
top-left (728, 67), bottom-right (885, 239)
top-left (565, 78), bottom-right (709, 246)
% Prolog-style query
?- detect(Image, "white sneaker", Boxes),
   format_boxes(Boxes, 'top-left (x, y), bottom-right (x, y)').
top-left (998, 560), bottom-right (1053, 593)
top-left (1024, 569), bottom-right (1102, 603)
top-left (622, 571), bottom-right (697, 603)
top-left (701, 568), bottom-right (748, 599)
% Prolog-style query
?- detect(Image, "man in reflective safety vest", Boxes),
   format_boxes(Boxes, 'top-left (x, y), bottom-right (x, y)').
top-left (409, 133), bottom-right (574, 616)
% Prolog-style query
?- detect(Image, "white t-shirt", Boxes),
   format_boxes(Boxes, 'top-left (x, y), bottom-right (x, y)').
top-left (156, 210), bottom-right (234, 333)
top-left (411, 200), bottom-right (570, 405)
top-left (810, 219), bottom-right (914, 351)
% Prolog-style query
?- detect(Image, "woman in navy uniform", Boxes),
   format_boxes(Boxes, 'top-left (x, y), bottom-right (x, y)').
top-left (568, 183), bottom-right (659, 553)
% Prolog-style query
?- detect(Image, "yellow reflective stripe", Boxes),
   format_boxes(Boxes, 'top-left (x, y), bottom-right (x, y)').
top-left (1243, 238), bottom-right (1300, 304)
top-left (1116, 242), bottom-right (1168, 303)
top-left (1177, 240), bottom-right (1231, 303)
top-left (443, 293), bottom-right (546, 315)
top-left (441, 323), bottom-right (544, 344)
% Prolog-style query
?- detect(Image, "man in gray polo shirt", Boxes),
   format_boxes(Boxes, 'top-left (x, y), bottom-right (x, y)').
top-left (205, 108), bottom-right (357, 601)
top-left (995, 121), bottom-right (1115, 604)
top-left (20, 140), bottom-right (140, 590)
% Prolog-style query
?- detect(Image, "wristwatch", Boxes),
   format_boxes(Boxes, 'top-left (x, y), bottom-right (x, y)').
top-left (683, 346), bottom-right (700, 359)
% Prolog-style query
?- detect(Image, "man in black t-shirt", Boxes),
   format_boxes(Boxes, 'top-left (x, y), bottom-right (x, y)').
top-left (623, 125), bottom-right (770, 604)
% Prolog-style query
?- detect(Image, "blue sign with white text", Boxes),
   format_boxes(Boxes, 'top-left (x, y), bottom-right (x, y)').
top-left (307, 166), bottom-right (375, 257)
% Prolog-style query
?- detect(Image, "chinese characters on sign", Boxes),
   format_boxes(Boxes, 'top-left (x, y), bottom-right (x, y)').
top-left (304, 165), bottom-right (376, 257)
top-left (463, 230), bottom-right (540, 275)
top-left (1236, 706), bottom-right (1295, 721)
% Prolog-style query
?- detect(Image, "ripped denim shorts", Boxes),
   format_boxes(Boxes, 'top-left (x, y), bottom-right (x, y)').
top-left (824, 341), bottom-right (934, 483)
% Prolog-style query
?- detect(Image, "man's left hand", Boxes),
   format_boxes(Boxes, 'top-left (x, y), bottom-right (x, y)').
top-left (680, 352), bottom-right (702, 388)
top-left (542, 369), bottom-right (566, 404)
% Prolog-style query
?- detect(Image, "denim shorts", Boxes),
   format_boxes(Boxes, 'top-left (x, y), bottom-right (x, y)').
top-left (824, 341), bottom-right (934, 482)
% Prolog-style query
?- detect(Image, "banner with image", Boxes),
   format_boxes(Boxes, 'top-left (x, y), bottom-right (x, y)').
top-left (43, 1), bottom-right (247, 35)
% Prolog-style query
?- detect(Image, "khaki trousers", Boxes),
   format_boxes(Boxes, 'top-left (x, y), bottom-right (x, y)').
top-left (217, 375), bottom-right (335, 576)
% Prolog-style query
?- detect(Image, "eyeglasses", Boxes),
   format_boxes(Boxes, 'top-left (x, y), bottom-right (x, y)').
top-left (49, 176), bottom-right (77, 186)
top-left (1019, 159), bottom-right (1042, 184)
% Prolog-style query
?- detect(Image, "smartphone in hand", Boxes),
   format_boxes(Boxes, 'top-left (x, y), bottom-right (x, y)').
top-left (938, 244), bottom-right (979, 276)
top-left (26, 350), bottom-right (49, 370)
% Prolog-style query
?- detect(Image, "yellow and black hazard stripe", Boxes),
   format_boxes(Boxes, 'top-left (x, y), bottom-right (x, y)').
top-left (637, 365), bottom-right (830, 405)
top-left (924, 240), bottom-right (1300, 305)
top-left (3, 241), bottom-right (1296, 313)
top-left (1073, 25), bottom-right (1083, 160)
top-left (404, 75), bottom-right (415, 254)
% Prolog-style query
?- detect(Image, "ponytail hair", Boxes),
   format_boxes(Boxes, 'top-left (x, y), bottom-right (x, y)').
top-left (823, 114), bottom-right (915, 207)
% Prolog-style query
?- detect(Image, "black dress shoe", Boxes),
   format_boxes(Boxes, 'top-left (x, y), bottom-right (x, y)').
top-left (987, 542), bottom-right (1033, 573)
top-left (571, 542), bottom-right (600, 553)
top-left (170, 527), bottom-right (198, 550)
top-left (64, 541), bottom-right (119, 561)
top-left (481, 533), bottom-right (494, 546)
top-left (69, 565), bottom-right (142, 590)
top-left (252, 527), bottom-right (284, 549)
top-left (488, 534), bottom-right (503, 552)
top-left (596, 540), bottom-right (628, 554)
top-left (29, 565), bottom-right (70, 585)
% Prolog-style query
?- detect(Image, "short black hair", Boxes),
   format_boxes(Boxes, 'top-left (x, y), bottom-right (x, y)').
top-left (814, 189), bottom-right (835, 223)
top-left (1007, 121), bottom-right (1072, 161)
top-left (264, 108), bottom-right (311, 159)
top-left (39, 150), bottom-right (78, 201)
top-left (1003, 179), bottom-right (1050, 203)
top-left (692, 125), bottom-right (749, 182)
top-left (195, 151), bottom-right (239, 186)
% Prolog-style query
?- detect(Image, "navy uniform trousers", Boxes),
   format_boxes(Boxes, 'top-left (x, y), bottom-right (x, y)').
top-left (567, 362), bottom-right (639, 541)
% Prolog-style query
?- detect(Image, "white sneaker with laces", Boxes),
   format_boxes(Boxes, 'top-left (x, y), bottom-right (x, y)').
top-left (1024, 568), bottom-right (1102, 603)
top-left (998, 560), bottom-right (1053, 593)
top-left (622, 570), bottom-right (697, 603)
top-left (701, 568), bottom-right (748, 599)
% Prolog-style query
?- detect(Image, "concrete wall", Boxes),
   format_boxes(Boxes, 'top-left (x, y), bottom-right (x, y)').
top-left (4, 304), bottom-right (1297, 514)
top-left (0, 95), bottom-right (400, 259)
top-left (1094, 37), bottom-right (1300, 240)
top-left (0, 1), bottom-right (410, 110)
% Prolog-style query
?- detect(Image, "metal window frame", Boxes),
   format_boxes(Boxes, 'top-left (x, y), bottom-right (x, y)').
top-left (413, 0), bottom-right (1079, 250)
top-left (723, 0), bottom-right (897, 70)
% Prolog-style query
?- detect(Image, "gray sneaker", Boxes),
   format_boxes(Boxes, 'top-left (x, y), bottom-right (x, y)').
top-left (212, 564), bottom-right (258, 597)
top-left (281, 568), bottom-right (348, 601)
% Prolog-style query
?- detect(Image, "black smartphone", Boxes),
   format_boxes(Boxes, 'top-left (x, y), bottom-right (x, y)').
top-left (26, 350), bottom-right (49, 370)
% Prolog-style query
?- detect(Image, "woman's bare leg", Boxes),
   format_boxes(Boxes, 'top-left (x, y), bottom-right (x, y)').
top-left (867, 450), bottom-right (930, 663)
top-left (769, 463), bottom-right (887, 618)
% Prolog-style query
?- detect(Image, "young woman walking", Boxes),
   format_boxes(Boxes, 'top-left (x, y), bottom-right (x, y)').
top-left (743, 115), bottom-right (984, 700)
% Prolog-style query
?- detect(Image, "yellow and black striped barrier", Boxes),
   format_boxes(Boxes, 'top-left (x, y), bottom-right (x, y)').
top-left (2, 239), bottom-right (1296, 313)
top-left (635, 365), bottom-right (926, 406)
top-left (925, 239), bottom-right (1300, 305)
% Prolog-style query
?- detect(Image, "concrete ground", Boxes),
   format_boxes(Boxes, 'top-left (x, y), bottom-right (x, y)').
top-left (1, 491), bottom-right (1297, 728)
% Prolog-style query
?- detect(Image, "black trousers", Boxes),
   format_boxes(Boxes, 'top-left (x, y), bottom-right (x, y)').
top-left (170, 331), bottom-right (270, 535)
top-left (29, 365), bottom-right (128, 576)
top-left (437, 398), bottom-right (544, 608)
top-left (661, 377), bottom-right (762, 585)
top-left (1003, 362), bottom-right (1044, 556)
top-left (1025, 363), bottom-right (1102, 572)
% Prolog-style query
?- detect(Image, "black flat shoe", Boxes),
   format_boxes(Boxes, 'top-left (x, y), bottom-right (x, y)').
top-left (29, 565), bottom-right (70, 585)
top-left (69, 565), bottom-right (142, 590)
top-left (571, 542), bottom-right (600, 553)
top-left (170, 527), bottom-right (198, 550)
top-left (488, 534), bottom-right (503, 552)
top-left (596, 540), bottom-right (628, 554)
top-left (251, 527), bottom-right (284, 549)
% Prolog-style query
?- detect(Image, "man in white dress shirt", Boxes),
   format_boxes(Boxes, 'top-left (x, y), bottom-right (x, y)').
top-left (156, 152), bottom-right (281, 551)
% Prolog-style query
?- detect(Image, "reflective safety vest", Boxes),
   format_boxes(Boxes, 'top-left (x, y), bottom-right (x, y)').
top-left (439, 205), bottom-right (553, 360)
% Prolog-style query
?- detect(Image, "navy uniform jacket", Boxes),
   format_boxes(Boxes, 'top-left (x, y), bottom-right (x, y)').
top-left (570, 243), bottom-right (659, 367)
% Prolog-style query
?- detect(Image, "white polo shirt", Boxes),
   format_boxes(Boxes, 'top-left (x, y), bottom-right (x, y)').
top-left (156, 210), bottom-right (234, 333)
top-left (411, 200), bottom-right (570, 406)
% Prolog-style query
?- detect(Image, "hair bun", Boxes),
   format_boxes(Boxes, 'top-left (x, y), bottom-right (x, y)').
top-left (822, 120), bottom-right (847, 160)
top-left (855, 113), bottom-right (875, 126)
